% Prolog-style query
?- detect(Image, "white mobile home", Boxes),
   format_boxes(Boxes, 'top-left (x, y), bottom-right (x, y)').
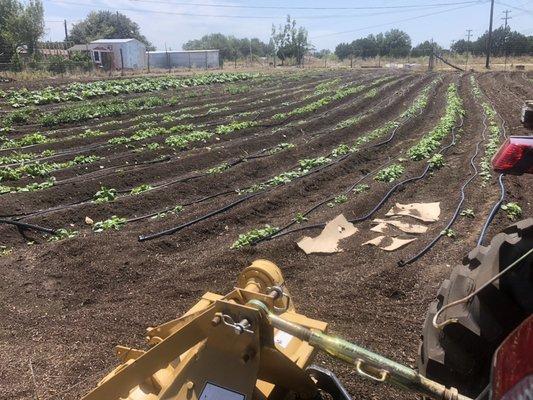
top-left (147, 50), bottom-right (219, 69)
top-left (88, 38), bottom-right (146, 70)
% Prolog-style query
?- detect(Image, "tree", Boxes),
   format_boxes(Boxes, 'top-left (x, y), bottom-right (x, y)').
top-left (411, 40), bottom-right (441, 57)
top-left (0, 0), bottom-right (44, 64)
top-left (383, 29), bottom-right (411, 57)
top-left (334, 42), bottom-right (352, 60)
top-left (451, 28), bottom-right (533, 56)
top-left (183, 34), bottom-right (271, 65)
top-left (69, 11), bottom-right (153, 48)
top-left (351, 36), bottom-right (378, 59)
top-left (271, 15), bottom-right (310, 65)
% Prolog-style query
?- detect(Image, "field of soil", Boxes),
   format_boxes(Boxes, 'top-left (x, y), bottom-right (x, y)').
top-left (0, 69), bottom-right (531, 400)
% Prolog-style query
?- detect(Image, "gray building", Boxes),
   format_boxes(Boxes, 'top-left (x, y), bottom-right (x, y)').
top-left (147, 50), bottom-right (219, 69)
top-left (88, 39), bottom-right (147, 70)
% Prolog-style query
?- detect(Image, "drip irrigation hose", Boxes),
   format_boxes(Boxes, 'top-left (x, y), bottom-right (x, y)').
top-left (398, 137), bottom-right (482, 267)
top-left (138, 192), bottom-right (260, 241)
top-left (477, 173), bottom-right (505, 246)
top-left (268, 107), bottom-right (463, 242)
top-left (0, 218), bottom-right (57, 235)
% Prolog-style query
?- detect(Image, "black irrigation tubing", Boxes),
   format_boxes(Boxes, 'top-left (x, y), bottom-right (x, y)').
top-left (0, 218), bottom-right (57, 235)
top-left (268, 111), bottom-right (464, 241)
top-left (477, 173), bottom-right (505, 246)
top-left (262, 158), bottom-right (392, 243)
top-left (398, 137), bottom-right (483, 267)
top-left (138, 192), bottom-right (260, 241)
top-left (475, 88), bottom-right (508, 246)
top-left (126, 189), bottom-right (236, 223)
top-left (137, 156), bottom-right (345, 241)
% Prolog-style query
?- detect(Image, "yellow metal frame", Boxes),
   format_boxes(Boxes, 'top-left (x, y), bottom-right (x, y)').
top-left (82, 260), bottom-right (327, 400)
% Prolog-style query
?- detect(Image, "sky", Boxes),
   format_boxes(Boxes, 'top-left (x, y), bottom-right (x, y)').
top-left (42, 0), bottom-right (533, 51)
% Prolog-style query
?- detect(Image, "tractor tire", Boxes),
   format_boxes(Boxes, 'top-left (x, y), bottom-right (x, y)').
top-left (418, 218), bottom-right (533, 398)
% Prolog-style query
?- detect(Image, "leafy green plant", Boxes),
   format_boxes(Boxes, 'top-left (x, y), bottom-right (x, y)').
top-left (460, 209), bottom-right (475, 218)
top-left (501, 202), bottom-right (522, 221)
top-left (441, 228), bottom-right (456, 238)
top-left (207, 163), bottom-right (230, 174)
top-left (353, 184), bottom-right (369, 194)
top-left (231, 225), bottom-right (279, 249)
top-left (93, 216), bottom-right (127, 232)
top-left (130, 184), bottom-right (153, 195)
top-left (374, 164), bottom-right (405, 182)
top-left (428, 153), bottom-right (445, 170)
top-left (267, 142), bottom-right (294, 155)
top-left (408, 84), bottom-right (464, 160)
top-left (165, 131), bottom-right (213, 149)
top-left (327, 194), bottom-right (348, 207)
top-left (93, 186), bottom-right (117, 203)
top-left (0, 246), bottom-right (12, 257)
top-left (216, 120), bottom-right (258, 135)
top-left (49, 228), bottom-right (79, 241)
top-left (293, 212), bottom-right (308, 223)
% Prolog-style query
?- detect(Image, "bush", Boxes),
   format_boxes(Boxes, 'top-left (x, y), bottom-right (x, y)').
top-left (10, 52), bottom-right (23, 72)
top-left (47, 56), bottom-right (68, 74)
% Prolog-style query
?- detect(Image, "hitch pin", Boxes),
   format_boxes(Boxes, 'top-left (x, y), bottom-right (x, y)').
top-left (248, 299), bottom-right (472, 400)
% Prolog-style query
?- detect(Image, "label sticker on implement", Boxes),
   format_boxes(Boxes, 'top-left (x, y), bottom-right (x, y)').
top-left (199, 382), bottom-right (245, 400)
top-left (274, 330), bottom-right (294, 348)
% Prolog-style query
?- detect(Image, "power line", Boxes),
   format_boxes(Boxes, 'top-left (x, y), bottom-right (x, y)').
top-left (310, 3), bottom-right (482, 39)
top-left (126, 0), bottom-right (485, 10)
top-left (44, 0), bottom-right (479, 20)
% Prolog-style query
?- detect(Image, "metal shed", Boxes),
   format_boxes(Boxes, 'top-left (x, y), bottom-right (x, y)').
top-left (88, 39), bottom-right (147, 70)
top-left (147, 50), bottom-right (219, 69)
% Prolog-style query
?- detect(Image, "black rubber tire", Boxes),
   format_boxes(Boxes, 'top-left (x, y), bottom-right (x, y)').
top-left (418, 218), bottom-right (533, 398)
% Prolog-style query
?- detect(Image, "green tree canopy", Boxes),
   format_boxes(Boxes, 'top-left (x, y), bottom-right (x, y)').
top-left (335, 30), bottom-right (411, 60)
top-left (451, 27), bottom-right (533, 56)
top-left (69, 11), bottom-right (153, 49)
top-left (411, 40), bottom-right (441, 57)
top-left (0, 0), bottom-right (44, 63)
top-left (270, 15), bottom-right (310, 65)
top-left (183, 33), bottom-right (271, 64)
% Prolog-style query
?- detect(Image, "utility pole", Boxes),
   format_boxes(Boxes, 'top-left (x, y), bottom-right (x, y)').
top-left (502, 10), bottom-right (511, 70)
top-left (63, 19), bottom-right (68, 42)
top-left (249, 39), bottom-right (252, 66)
top-left (465, 29), bottom-right (472, 71)
top-left (485, 0), bottom-right (495, 69)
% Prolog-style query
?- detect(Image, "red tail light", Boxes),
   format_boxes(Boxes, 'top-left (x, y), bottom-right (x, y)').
top-left (492, 136), bottom-right (533, 175)
top-left (491, 315), bottom-right (533, 400)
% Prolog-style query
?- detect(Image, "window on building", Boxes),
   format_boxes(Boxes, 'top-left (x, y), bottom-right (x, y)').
top-left (93, 51), bottom-right (100, 62)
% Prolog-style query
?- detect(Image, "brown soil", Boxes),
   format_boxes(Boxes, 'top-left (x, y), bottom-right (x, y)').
top-left (0, 70), bottom-right (531, 400)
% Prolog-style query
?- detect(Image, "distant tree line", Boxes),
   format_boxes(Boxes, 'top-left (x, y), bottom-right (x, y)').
top-left (183, 33), bottom-right (272, 65)
top-left (452, 27), bottom-right (533, 56)
top-left (335, 27), bottom-right (533, 61)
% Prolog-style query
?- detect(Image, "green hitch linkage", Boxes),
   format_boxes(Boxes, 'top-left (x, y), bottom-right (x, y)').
top-left (249, 299), bottom-right (472, 400)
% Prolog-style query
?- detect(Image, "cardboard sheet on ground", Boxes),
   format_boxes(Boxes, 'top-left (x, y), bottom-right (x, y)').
top-left (385, 202), bottom-right (441, 222)
top-left (363, 235), bottom-right (416, 251)
top-left (371, 218), bottom-right (428, 234)
top-left (297, 214), bottom-right (358, 254)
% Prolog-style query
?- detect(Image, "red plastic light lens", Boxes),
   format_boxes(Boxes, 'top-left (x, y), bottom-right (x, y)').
top-left (492, 136), bottom-right (533, 175)
top-left (491, 316), bottom-right (533, 400)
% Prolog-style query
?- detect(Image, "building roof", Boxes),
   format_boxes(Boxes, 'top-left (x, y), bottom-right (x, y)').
top-left (68, 44), bottom-right (89, 51)
top-left (147, 49), bottom-right (219, 54)
top-left (90, 38), bottom-right (140, 44)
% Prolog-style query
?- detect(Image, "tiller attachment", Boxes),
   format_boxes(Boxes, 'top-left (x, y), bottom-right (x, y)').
top-left (82, 259), bottom-right (472, 400)
top-left (82, 260), bottom-right (327, 400)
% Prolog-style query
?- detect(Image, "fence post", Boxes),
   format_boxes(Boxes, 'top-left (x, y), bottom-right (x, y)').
top-left (205, 51), bottom-right (208, 70)
top-left (166, 49), bottom-right (170, 73)
top-left (147, 51), bottom-right (150, 73)
top-left (188, 52), bottom-right (191, 70)
top-left (120, 48), bottom-right (124, 76)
